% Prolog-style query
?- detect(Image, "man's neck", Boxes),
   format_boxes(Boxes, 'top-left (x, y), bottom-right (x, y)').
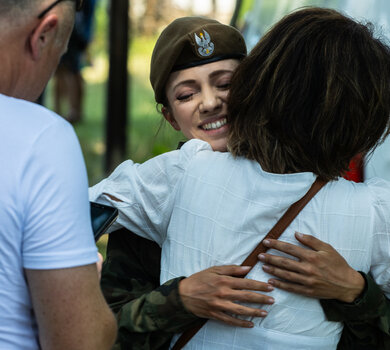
top-left (0, 40), bottom-right (37, 101)
top-left (0, 20), bottom-right (36, 101)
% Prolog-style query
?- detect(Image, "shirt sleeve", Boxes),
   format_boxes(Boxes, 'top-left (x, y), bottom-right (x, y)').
top-left (321, 273), bottom-right (390, 349)
top-left (89, 139), bottom-right (212, 246)
top-left (22, 119), bottom-right (97, 269)
top-left (366, 177), bottom-right (390, 298)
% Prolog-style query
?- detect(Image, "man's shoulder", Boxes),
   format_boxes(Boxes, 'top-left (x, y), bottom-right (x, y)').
top-left (0, 94), bottom-right (75, 158)
top-left (0, 93), bottom-right (69, 134)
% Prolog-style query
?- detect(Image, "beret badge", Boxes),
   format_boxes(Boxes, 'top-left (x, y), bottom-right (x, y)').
top-left (194, 30), bottom-right (214, 57)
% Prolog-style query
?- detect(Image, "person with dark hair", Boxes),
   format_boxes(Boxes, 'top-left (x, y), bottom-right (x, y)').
top-left (0, 0), bottom-right (116, 349)
top-left (92, 11), bottom-right (386, 348)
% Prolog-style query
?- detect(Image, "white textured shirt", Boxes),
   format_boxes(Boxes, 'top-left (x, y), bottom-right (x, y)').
top-left (90, 139), bottom-right (390, 350)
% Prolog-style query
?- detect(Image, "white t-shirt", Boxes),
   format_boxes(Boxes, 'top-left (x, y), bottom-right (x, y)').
top-left (0, 94), bottom-right (98, 349)
top-left (90, 139), bottom-right (390, 350)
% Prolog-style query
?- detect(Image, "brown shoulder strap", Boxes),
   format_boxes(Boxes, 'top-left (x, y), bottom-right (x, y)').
top-left (172, 178), bottom-right (327, 350)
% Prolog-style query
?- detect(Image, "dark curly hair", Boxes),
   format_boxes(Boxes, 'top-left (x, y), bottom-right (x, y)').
top-left (228, 7), bottom-right (390, 180)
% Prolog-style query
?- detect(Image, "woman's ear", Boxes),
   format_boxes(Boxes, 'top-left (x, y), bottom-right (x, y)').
top-left (162, 106), bottom-right (181, 131)
top-left (29, 14), bottom-right (59, 61)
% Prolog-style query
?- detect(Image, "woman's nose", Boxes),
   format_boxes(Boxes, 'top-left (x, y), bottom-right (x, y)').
top-left (199, 88), bottom-right (222, 113)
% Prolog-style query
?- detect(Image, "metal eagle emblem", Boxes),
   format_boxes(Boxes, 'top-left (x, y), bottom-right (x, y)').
top-left (194, 30), bottom-right (214, 57)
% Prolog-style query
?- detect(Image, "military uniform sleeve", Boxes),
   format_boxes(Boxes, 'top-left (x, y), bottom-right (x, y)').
top-left (320, 272), bottom-right (390, 349)
top-left (101, 230), bottom-right (201, 350)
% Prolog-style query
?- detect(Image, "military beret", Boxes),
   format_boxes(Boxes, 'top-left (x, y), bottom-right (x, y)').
top-left (150, 16), bottom-right (247, 104)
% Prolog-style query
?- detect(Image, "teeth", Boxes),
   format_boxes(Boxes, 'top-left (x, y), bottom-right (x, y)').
top-left (202, 118), bottom-right (227, 130)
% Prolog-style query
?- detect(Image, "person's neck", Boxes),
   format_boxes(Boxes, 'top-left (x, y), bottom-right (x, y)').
top-left (0, 22), bottom-right (36, 101)
top-left (0, 65), bottom-right (17, 98)
top-left (0, 50), bottom-right (31, 101)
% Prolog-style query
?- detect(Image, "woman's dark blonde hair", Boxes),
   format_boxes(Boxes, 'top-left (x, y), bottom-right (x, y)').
top-left (228, 7), bottom-right (390, 180)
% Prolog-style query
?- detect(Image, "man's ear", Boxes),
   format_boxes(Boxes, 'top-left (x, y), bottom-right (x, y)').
top-left (29, 14), bottom-right (59, 61)
top-left (162, 106), bottom-right (180, 131)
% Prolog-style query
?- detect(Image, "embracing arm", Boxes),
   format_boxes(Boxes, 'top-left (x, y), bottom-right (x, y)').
top-left (101, 230), bottom-right (199, 343)
top-left (259, 233), bottom-right (390, 349)
top-left (101, 230), bottom-right (275, 349)
top-left (322, 272), bottom-right (390, 349)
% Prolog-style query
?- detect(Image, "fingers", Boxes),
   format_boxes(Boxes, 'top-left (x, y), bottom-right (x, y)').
top-left (209, 311), bottom-right (255, 328)
top-left (220, 301), bottom-right (268, 318)
top-left (267, 278), bottom-right (313, 297)
top-left (261, 263), bottom-right (310, 286)
top-left (262, 238), bottom-right (308, 260)
top-left (212, 265), bottom-right (252, 277)
top-left (226, 289), bottom-right (275, 305)
top-left (209, 301), bottom-right (270, 328)
top-left (260, 262), bottom-right (320, 298)
top-left (179, 265), bottom-right (275, 325)
top-left (228, 276), bottom-right (274, 292)
top-left (262, 233), bottom-right (332, 259)
top-left (258, 253), bottom-right (306, 274)
top-left (262, 234), bottom-right (333, 261)
top-left (294, 232), bottom-right (331, 251)
top-left (210, 265), bottom-right (275, 292)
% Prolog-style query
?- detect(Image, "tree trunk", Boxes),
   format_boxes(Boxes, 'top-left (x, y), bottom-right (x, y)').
top-left (105, 0), bottom-right (129, 173)
top-left (230, 0), bottom-right (243, 28)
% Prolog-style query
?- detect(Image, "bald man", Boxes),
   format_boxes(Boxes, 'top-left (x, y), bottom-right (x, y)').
top-left (0, 1), bottom-right (116, 349)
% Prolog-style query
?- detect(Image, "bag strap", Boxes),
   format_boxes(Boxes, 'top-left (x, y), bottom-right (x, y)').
top-left (172, 177), bottom-right (327, 350)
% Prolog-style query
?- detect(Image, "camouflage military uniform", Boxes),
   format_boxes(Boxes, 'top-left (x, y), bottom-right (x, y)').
top-left (101, 229), bottom-right (202, 350)
top-left (322, 273), bottom-right (390, 349)
top-left (101, 228), bottom-right (390, 350)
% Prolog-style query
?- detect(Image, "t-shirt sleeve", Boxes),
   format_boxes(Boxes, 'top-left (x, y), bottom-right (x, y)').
top-left (89, 139), bottom-right (212, 246)
top-left (366, 177), bottom-right (390, 298)
top-left (22, 119), bottom-right (98, 269)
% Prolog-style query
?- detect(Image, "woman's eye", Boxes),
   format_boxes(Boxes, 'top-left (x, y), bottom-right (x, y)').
top-left (177, 93), bottom-right (193, 101)
top-left (216, 78), bottom-right (232, 90)
top-left (217, 83), bottom-right (231, 90)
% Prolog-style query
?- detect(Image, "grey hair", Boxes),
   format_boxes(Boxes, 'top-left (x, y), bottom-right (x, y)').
top-left (0, 0), bottom-right (42, 23)
top-left (0, 0), bottom-right (74, 18)
top-left (0, 0), bottom-right (74, 32)
top-left (0, 0), bottom-right (37, 14)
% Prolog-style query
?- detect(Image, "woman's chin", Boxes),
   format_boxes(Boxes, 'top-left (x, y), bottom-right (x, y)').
top-left (209, 138), bottom-right (228, 152)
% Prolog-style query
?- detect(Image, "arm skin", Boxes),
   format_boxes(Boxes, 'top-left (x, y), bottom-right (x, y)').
top-left (26, 264), bottom-right (117, 350)
top-left (101, 229), bottom-right (275, 349)
top-left (258, 232), bottom-right (390, 349)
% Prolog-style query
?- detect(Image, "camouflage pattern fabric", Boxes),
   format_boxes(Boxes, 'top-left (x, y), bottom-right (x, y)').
top-left (101, 229), bottom-right (390, 350)
top-left (100, 229), bottom-right (202, 350)
top-left (321, 273), bottom-right (390, 349)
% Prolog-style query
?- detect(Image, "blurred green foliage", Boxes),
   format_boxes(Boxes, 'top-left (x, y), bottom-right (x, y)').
top-left (238, 0), bottom-right (254, 23)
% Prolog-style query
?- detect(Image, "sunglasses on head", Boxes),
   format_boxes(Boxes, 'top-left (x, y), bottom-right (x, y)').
top-left (38, 0), bottom-right (84, 19)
